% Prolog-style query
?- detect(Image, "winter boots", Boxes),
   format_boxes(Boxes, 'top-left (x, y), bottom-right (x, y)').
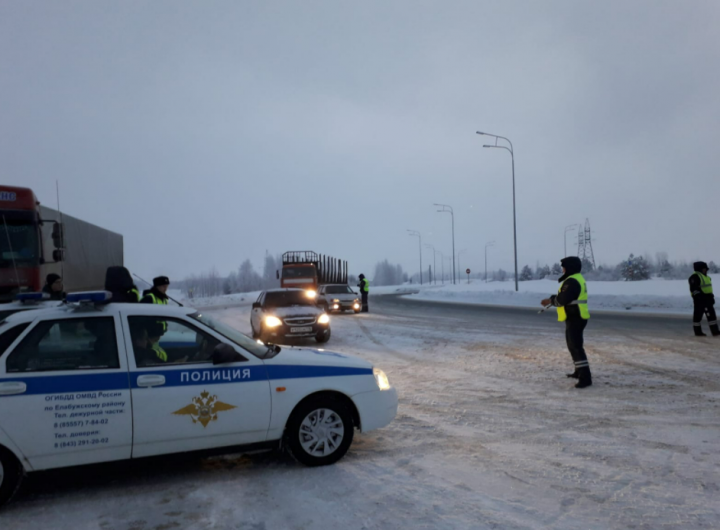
top-left (711, 323), bottom-right (720, 337)
top-left (566, 370), bottom-right (579, 379)
top-left (575, 367), bottom-right (592, 389)
top-left (694, 326), bottom-right (707, 337)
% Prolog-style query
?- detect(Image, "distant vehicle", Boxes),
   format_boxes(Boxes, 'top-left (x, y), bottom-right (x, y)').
top-left (0, 293), bottom-right (397, 506)
top-left (251, 288), bottom-right (331, 343)
top-left (0, 185), bottom-right (123, 302)
top-left (317, 284), bottom-right (361, 314)
top-left (278, 251), bottom-right (348, 295)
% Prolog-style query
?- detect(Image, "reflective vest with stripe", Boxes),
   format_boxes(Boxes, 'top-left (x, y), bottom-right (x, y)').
top-left (557, 273), bottom-right (590, 322)
top-left (691, 272), bottom-right (713, 295)
top-left (130, 288), bottom-right (140, 302)
top-left (151, 343), bottom-right (168, 362)
top-left (360, 279), bottom-right (369, 293)
top-left (146, 293), bottom-right (168, 305)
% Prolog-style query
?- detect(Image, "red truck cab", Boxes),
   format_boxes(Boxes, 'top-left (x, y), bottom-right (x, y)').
top-left (278, 251), bottom-right (348, 295)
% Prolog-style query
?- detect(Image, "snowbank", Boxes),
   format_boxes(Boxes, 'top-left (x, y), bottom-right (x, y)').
top-left (396, 278), bottom-right (694, 314)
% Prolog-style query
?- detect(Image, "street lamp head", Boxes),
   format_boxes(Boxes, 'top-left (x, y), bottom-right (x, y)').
top-left (476, 131), bottom-right (485, 135)
top-left (483, 145), bottom-right (494, 148)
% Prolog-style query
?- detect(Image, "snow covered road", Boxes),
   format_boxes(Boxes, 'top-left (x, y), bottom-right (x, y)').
top-left (2, 295), bottom-right (719, 529)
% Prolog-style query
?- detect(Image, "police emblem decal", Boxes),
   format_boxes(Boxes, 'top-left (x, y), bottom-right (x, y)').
top-left (173, 390), bottom-right (237, 427)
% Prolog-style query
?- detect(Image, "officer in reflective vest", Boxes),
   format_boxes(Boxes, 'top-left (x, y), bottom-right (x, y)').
top-left (688, 261), bottom-right (718, 337)
top-left (357, 274), bottom-right (370, 313)
top-left (141, 276), bottom-right (170, 305)
top-left (147, 322), bottom-right (169, 363)
top-left (141, 276), bottom-right (170, 332)
top-left (541, 257), bottom-right (592, 388)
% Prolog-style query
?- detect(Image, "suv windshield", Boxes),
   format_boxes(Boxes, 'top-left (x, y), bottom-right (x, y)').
top-left (325, 285), bottom-right (352, 294)
top-left (189, 312), bottom-right (268, 358)
top-left (282, 266), bottom-right (316, 279)
top-left (0, 221), bottom-right (39, 267)
top-left (264, 291), bottom-right (315, 307)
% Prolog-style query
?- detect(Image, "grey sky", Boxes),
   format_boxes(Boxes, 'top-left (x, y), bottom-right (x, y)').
top-left (2, 1), bottom-right (719, 281)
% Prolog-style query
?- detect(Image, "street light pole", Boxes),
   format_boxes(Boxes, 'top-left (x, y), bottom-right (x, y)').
top-left (438, 250), bottom-right (445, 285)
top-left (485, 241), bottom-right (495, 283)
top-left (476, 131), bottom-right (518, 291)
top-left (407, 230), bottom-right (422, 285)
top-left (434, 203), bottom-right (455, 284)
top-left (564, 224), bottom-right (576, 257)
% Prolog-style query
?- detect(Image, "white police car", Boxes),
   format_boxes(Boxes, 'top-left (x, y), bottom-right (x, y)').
top-left (0, 292), bottom-right (397, 506)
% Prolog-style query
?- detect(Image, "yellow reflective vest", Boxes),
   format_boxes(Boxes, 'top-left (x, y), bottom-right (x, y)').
top-left (360, 279), bottom-right (369, 293)
top-left (557, 273), bottom-right (590, 322)
top-left (691, 272), bottom-right (713, 295)
top-left (130, 288), bottom-right (140, 302)
top-left (146, 293), bottom-right (168, 305)
top-left (151, 343), bottom-right (168, 362)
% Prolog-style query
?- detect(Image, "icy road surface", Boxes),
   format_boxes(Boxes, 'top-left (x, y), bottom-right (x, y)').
top-left (2, 295), bottom-right (719, 530)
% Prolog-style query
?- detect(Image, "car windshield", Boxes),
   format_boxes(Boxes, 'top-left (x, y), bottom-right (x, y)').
top-left (189, 312), bottom-right (268, 358)
top-left (264, 291), bottom-right (315, 307)
top-left (325, 285), bottom-right (352, 294)
top-left (282, 266), bottom-right (316, 279)
top-left (0, 221), bottom-right (39, 267)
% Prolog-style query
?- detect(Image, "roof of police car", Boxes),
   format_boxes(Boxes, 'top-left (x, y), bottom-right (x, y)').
top-left (0, 302), bottom-right (197, 325)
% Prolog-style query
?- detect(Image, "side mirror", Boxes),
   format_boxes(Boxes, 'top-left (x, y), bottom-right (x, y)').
top-left (51, 222), bottom-right (64, 249)
top-left (52, 249), bottom-right (65, 262)
top-left (353, 291), bottom-right (358, 295)
top-left (212, 343), bottom-right (247, 364)
top-left (252, 302), bottom-right (261, 309)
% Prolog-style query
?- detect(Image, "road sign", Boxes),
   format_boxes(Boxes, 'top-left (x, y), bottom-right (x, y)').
top-left (466, 268), bottom-right (471, 274)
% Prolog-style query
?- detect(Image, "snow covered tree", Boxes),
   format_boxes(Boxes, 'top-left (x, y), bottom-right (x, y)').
top-left (493, 268), bottom-right (507, 282)
top-left (581, 257), bottom-right (595, 273)
top-left (237, 259), bottom-right (262, 292)
top-left (372, 259), bottom-right (404, 286)
top-left (709, 261), bottom-right (720, 273)
top-left (520, 265), bottom-right (533, 281)
top-left (658, 259), bottom-right (674, 278)
top-left (535, 264), bottom-right (551, 279)
top-left (551, 263), bottom-right (562, 275)
top-left (262, 252), bottom-right (279, 289)
top-left (622, 254), bottom-right (650, 281)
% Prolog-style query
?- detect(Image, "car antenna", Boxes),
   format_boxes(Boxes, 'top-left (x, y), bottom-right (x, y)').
top-left (132, 273), bottom-right (184, 306)
top-left (2, 215), bottom-right (22, 293)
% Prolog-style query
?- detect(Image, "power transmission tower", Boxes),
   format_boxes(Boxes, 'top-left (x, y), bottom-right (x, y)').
top-left (578, 218), bottom-right (596, 270)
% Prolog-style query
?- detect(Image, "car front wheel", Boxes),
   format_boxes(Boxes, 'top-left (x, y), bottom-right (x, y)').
top-left (315, 328), bottom-right (331, 343)
top-left (285, 397), bottom-right (354, 466)
top-left (0, 447), bottom-right (23, 507)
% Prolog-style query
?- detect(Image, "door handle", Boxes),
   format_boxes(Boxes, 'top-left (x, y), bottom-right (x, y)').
top-left (137, 375), bottom-right (166, 388)
top-left (0, 382), bottom-right (27, 396)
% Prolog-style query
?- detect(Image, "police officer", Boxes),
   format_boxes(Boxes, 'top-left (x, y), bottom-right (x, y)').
top-left (141, 276), bottom-right (170, 305)
top-left (689, 261), bottom-right (718, 336)
top-left (357, 274), bottom-right (369, 313)
top-left (104, 266), bottom-right (140, 302)
top-left (42, 273), bottom-right (65, 301)
top-left (541, 256), bottom-right (592, 389)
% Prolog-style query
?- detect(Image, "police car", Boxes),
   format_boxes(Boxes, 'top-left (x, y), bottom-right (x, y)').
top-left (0, 292), bottom-right (397, 506)
top-left (0, 293), bottom-right (63, 321)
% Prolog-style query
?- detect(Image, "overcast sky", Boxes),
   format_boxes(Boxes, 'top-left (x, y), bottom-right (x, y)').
top-left (2, 0), bottom-right (719, 282)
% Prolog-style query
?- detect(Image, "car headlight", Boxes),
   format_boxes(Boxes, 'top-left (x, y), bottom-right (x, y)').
top-left (264, 315), bottom-right (283, 328)
top-left (353, 303), bottom-right (360, 309)
top-left (332, 304), bottom-right (339, 310)
top-left (373, 368), bottom-right (391, 390)
top-left (332, 298), bottom-right (340, 303)
top-left (305, 290), bottom-right (317, 298)
top-left (318, 313), bottom-right (330, 324)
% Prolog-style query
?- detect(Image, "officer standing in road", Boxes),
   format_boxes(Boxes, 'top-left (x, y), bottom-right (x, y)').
top-left (541, 257), bottom-right (592, 389)
top-left (689, 261), bottom-right (718, 336)
top-left (141, 276), bottom-right (170, 305)
top-left (358, 274), bottom-right (370, 313)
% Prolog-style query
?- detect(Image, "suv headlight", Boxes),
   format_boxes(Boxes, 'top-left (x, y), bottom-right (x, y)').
top-left (264, 315), bottom-right (282, 328)
top-left (318, 313), bottom-right (330, 324)
top-left (332, 298), bottom-right (340, 303)
top-left (373, 368), bottom-right (391, 390)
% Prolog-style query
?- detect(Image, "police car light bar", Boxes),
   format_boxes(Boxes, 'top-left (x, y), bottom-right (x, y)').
top-left (66, 291), bottom-right (112, 303)
top-left (15, 292), bottom-right (50, 302)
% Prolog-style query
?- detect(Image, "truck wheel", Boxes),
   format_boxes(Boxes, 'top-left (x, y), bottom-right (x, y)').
top-left (0, 447), bottom-right (23, 507)
top-left (285, 397), bottom-right (353, 466)
top-left (315, 329), bottom-right (331, 343)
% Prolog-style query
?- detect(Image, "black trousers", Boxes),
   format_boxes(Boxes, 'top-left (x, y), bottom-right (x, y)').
top-left (565, 319), bottom-right (589, 372)
top-left (361, 292), bottom-right (369, 312)
top-left (693, 303), bottom-right (717, 326)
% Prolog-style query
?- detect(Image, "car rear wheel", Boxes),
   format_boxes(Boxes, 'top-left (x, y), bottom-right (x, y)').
top-left (285, 397), bottom-right (353, 466)
top-left (0, 447), bottom-right (23, 507)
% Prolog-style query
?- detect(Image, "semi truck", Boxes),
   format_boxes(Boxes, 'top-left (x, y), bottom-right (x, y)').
top-left (0, 185), bottom-right (124, 302)
top-left (278, 251), bottom-right (348, 293)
